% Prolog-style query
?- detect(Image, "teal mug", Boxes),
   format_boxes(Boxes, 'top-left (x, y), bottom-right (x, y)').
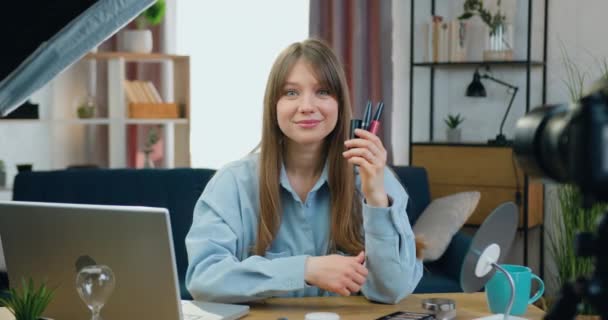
top-left (485, 264), bottom-right (544, 315)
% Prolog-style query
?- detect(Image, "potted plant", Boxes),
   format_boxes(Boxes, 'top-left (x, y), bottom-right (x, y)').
top-left (458, 0), bottom-right (513, 60)
top-left (76, 95), bottom-right (96, 119)
top-left (0, 278), bottom-right (55, 320)
top-left (122, 0), bottom-right (166, 53)
top-left (0, 160), bottom-right (5, 188)
top-left (444, 113), bottom-right (464, 142)
top-left (143, 126), bottom-right (160, 168)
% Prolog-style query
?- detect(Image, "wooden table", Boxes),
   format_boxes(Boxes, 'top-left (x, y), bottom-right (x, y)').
top-left (0, 292), bottom-right (544, 320)
top-left (245, 293), bottom-right (544, 320)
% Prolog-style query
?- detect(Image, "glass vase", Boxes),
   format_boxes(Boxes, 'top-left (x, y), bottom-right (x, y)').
top-left (483, 23), bottom-right (514, 61)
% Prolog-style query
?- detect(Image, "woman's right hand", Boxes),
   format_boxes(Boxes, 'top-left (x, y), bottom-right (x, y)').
top-left (304, 251), bottom-right (368, 296)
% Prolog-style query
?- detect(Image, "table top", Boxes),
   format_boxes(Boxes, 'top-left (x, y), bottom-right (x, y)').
top-left (0, 292), bottom-right (545, 320)
top-left (245, 293), bottom-right (544, 320)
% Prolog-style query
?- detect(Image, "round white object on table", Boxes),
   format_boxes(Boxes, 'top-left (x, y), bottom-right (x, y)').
top-left (305, 312), bottom-right (340, 320)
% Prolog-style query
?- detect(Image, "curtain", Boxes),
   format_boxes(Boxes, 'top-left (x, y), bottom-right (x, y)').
top-left (310, 0), bottom-right (394, 164)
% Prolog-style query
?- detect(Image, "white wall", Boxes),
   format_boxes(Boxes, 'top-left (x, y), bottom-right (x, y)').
top-left (0, 62), bottom-right (90, 190)
top-left (175, 1), bottom-right (309, 170)
top-left (392, 0), bottom-right (411, 165)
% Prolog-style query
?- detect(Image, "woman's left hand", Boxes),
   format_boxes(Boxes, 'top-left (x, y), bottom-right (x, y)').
top-left (343, 128), bottom-right (389, 207)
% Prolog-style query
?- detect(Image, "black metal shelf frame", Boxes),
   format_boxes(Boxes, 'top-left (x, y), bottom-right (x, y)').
top-left (408, 0), bottom-right (549, 279)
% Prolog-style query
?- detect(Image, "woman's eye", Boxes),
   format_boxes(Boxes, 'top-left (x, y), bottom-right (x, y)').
top-left (284, 89), bottom-right (298, 96)
top-left (318, 89), bottom-right (331, 96)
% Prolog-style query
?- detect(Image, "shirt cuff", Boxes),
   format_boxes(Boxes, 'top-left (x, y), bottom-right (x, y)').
top-left (270, 255), bottom-right (310, 291)
top-left (362, 198), bottom-right (397, 236)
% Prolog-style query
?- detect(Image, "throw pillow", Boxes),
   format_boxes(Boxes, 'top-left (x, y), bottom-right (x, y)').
top-left (413, 191), bottom-right (480, 261)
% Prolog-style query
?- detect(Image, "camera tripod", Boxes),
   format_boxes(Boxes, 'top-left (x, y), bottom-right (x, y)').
top-left (545, 212), bottom-right (607, 320)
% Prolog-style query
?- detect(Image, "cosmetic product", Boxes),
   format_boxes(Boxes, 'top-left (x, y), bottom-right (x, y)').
top-left (422, 298), bottom-right (456, 320)
top-left (362, 100), bottom-right (372, 130)
top-left (349, 119), bottom-right (362, 140)
top-left (368, 102), bottom-right (384, 135)
top-left (305, 312), bottom-right (340, 320)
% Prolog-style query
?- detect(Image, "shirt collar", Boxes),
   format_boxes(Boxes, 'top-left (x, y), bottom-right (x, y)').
top-left (279, 160), bottom-right (329, 196)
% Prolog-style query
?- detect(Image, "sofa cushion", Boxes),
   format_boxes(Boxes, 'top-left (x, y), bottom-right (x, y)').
top-left (415, 266), bottom-right (463, 293)
top-left (13, 168), bottom-right (216, 300)
top-left (413, 191), bottom-right (480, 261)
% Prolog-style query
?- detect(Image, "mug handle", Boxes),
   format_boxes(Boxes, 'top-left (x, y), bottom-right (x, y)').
top-left (528, 274), bottom-right (545, 304)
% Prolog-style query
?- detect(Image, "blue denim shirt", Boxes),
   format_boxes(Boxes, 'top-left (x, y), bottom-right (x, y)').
top-left (185, 154), bottom-right (422, 304)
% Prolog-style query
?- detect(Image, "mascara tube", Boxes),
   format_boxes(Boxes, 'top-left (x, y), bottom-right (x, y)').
top-left (350, 119), bottom-right (363, 139)
top-left (362, 101), bottom-right (372, 130)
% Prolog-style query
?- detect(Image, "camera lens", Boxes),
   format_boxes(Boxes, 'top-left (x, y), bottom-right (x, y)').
top-left (513, 104), bottom-right (571, 183)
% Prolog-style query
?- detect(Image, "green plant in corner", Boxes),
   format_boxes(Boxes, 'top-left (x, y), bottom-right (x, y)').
top-left (0, 160), bottom-right (5, 172)
top-left (444, 114), bottom-right (465, 129)
top-left (458, 0), bottom-right (507, 36)
top-left (0, 278), bottom-right (55, 320)
top-left (136, 0), bottom-right (166, 29)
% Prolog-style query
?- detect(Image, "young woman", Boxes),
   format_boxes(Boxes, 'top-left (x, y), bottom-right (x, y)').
top-left (185, 39), bottom-right (422, 304)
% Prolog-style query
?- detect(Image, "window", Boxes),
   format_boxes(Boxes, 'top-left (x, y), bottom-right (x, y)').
top-left (176, 0), bottom-right (309, 169)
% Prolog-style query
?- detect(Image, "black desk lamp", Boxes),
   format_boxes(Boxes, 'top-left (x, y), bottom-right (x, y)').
top-left (466, 70), bottom-right (519, 146)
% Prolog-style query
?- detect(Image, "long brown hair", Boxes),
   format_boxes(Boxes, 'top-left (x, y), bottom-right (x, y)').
top-left (255, 39), bottom-right (363, 256)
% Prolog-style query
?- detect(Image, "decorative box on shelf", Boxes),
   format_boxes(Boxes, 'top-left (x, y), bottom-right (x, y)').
top-left (128, 103), bottom-right (180, 119)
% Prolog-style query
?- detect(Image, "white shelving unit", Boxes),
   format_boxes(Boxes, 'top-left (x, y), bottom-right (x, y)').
top-left (82, 52), bottom-right (191, 168)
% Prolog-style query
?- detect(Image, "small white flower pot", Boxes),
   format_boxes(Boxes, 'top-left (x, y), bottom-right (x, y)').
top-left (446, 128), bottom-right (462, 143)
top-left (121, 30), bottom-right (153, 53)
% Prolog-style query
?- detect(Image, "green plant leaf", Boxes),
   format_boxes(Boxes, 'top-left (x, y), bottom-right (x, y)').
top-left (0, 278), bottom-right (55, 320)
top-left (142, 0), bottom-right (166, 27)
top-left (460, 0), bottom-right (505, 34)
top-left (444, 114), bottom-right (464, 128)
top-left (547, 184), bottom-right (604, 315)
top-left (458, 12), bottom-right (474, 20)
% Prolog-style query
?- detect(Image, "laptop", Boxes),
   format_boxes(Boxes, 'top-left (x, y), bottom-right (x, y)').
top-left (0, 201), bottom-right (249, 320)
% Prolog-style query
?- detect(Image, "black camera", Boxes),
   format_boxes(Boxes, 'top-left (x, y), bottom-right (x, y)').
top-left (514, 77), bottom-right (608, 203)
top-left (513, 78), bottom-right (608, 320)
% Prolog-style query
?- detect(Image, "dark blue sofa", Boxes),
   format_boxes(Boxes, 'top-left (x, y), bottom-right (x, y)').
top-left (6, 166), bottom-right (470, 298)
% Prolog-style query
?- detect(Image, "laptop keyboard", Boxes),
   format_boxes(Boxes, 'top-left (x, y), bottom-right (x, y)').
top-left (181, 300), bottom-right (248, 320)
top-left (183, 314), bottom-right (208, 320)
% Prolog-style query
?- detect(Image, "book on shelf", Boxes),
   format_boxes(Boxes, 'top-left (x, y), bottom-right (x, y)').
top-left (123, 80), bottom-right (179, 119)
top-left (145, 82), bottom-right (163, 103)
top-left (123, 80), bottom-right (164, 103)
top-left (422, 16), bottom-right (468, 63)
top-left (439, 20), bottom-right (449, 62)
top-left (448, 20), bottom-right (467, 62)
top-left (422, 16), bottom-right (448, 63)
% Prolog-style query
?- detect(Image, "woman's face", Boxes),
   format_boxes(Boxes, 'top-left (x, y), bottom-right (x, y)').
top-left (276, 58), bottom-right (339, 147)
